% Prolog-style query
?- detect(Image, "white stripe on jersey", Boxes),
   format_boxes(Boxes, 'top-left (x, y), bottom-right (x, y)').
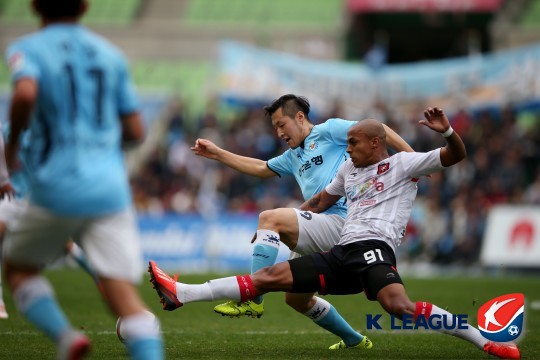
top-left (326, 150), bottom-right (443, 253)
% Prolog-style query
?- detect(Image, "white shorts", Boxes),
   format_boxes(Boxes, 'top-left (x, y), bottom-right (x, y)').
top-left (0, 198), bottom-right (28, 229)
top-left (289, 209), bottom-right (345, 260)
top-left (3, 204), bottom-right (144, 284)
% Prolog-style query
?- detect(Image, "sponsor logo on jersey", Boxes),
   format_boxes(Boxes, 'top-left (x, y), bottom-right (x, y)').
top-left (478, 293), bottom-right (524, 342)
top-left (346, 177), bottom-right (384, 202)
top-left (377, 162), bottom-right (390, 175)
top-left (308, 141), bottom-right (318, 151)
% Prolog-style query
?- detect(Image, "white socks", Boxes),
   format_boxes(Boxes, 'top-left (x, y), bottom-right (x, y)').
top-left (175, 276), bottom-right (241, 304)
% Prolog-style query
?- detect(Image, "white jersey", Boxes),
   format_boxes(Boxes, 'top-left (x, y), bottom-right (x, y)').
top-left (326, 150), bottom-right (444, 253)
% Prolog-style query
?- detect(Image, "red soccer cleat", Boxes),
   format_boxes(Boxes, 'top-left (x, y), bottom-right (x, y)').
top-left (484, 341), bottom-right (520, 359)
top-left (148, 260), bottom-right (183, 311)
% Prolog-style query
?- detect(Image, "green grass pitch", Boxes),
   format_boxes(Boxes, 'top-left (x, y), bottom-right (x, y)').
top-left (0, 269), bottom-right (538, 359)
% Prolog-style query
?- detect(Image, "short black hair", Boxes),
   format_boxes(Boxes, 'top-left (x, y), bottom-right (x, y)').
top-left (263, 94), bottom-right (310, 121)
top-left (34, 0), bottom-right (84, 19)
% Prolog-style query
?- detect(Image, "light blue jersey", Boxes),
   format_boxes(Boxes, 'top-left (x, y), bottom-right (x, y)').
top-left (267, 118), bottom-right (355, 217)
top-left (6, 24), bottom-right (139, 215)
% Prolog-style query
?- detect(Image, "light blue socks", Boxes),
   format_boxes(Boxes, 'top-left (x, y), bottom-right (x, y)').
top-left (251, 229), bottom-right (280, 304)
top-left (305, 296), bottom-right (363, 346)
top-left (13, 276), bottom-right (70, 342)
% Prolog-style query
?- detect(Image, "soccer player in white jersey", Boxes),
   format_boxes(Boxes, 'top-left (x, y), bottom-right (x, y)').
top-left (3, 1), bottom-right (163, 359)
top-left (149, 106), bottom-right (519, 358)
top-left (190, 94), bottom-right (413, 349)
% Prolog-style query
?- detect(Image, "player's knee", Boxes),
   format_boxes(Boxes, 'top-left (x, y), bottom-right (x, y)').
top-left (258, 209), bottom-right (281, 230)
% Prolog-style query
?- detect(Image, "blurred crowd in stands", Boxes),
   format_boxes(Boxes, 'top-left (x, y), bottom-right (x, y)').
top-left (130, 98), bottom-right (540, 265)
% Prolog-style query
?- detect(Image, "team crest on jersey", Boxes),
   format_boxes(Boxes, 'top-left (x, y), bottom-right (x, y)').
top-left (478, 293), bottom-right (524, 342)
top-left (8, 52), bottom-right (24, 73)
top-left (308, 141), bottom-right (318, 151)
top-left (377, 162), bottom-right (390, 175)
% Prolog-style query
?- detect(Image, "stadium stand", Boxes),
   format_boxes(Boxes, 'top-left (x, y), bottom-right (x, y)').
top-left (183, 0), bottom-right (343, 30)
top-left (131, 60), bottom-right (213, 120)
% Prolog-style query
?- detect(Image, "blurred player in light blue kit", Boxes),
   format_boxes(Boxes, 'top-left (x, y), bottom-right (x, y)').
top-left (191, 94), bottom-right (413, 349)
top-left (3, 1), bottom-right (163, 359)
top-left (0, 125), bottom-right (102, 320)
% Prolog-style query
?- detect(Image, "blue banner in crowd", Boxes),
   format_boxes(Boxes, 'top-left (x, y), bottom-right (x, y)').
top-left (139, 214), bottom-right (291, 273)
top-left (219, 41), bottom-right (540, 115)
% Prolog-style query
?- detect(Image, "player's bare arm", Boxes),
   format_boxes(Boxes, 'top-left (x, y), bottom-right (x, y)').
top-left (7, 78), bottom-right (37, 170)
top-left (121, 112), bottom-right (145, 146)
top-left (299, 189), bottom-right (342, 214)
top-left (382, 124), bottom-right (414, 153)
top-left (191, 138), bottom-right (275, 178)
top-left (419, 107), bottom-right (466, 167)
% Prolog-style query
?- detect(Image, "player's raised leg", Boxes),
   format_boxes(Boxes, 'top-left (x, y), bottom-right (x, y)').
top-left (149, 260), bottom-right (292, 310)
top-left (150, 260), bottom-right (372, 350)
top-left (214, 208), bottom-right (298, 318)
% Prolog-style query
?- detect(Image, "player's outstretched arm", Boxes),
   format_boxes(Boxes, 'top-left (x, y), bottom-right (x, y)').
top-left (419, 107), bottom-right (466, 167)
top-left (382, 124), bottom-right (414, 153)
top-left (191, 138), bottom-right (275, 178)
top-left (299, 189), bottom-right (342, 214)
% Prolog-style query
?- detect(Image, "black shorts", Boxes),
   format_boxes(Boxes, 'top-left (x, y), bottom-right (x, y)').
top-left (288, 240), bottom-right (403, 300)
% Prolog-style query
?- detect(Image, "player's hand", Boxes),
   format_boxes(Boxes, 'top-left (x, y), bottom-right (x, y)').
top-left (190, 138), bottom-right (221, 160)
top-left (0, 182), bottom-right (15, 200)
top-left (419, 107), bottom-right (451, 134)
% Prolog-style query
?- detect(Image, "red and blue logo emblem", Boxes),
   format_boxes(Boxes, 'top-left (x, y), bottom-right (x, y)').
top-left (478, 293), bottom-right (524, 342)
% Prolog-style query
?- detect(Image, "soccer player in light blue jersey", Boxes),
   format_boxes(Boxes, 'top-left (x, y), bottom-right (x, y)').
top-left (3, 1), bottom-right (163, 359)
top-left (190, 94), bottom-right (414, 349)
top-left (0, 125), bottom-right (103, 320)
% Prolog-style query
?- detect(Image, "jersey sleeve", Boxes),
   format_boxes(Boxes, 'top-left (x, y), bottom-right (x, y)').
top-left (325, 162), bottom-right (346, 197)
top-left (6, 42), bottom-right (40, 83)
top-left (400, 149), bottom-right (443, 177)
top-left (116, 55), bottom-right (139, 115)
top-left (327, 119), bottom-right (357, 146)
top-left (267, 150), bottom-right (294, 177)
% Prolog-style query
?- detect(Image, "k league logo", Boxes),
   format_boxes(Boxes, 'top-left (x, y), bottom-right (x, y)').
top-left (478, 293), bottom-right (524, 342)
